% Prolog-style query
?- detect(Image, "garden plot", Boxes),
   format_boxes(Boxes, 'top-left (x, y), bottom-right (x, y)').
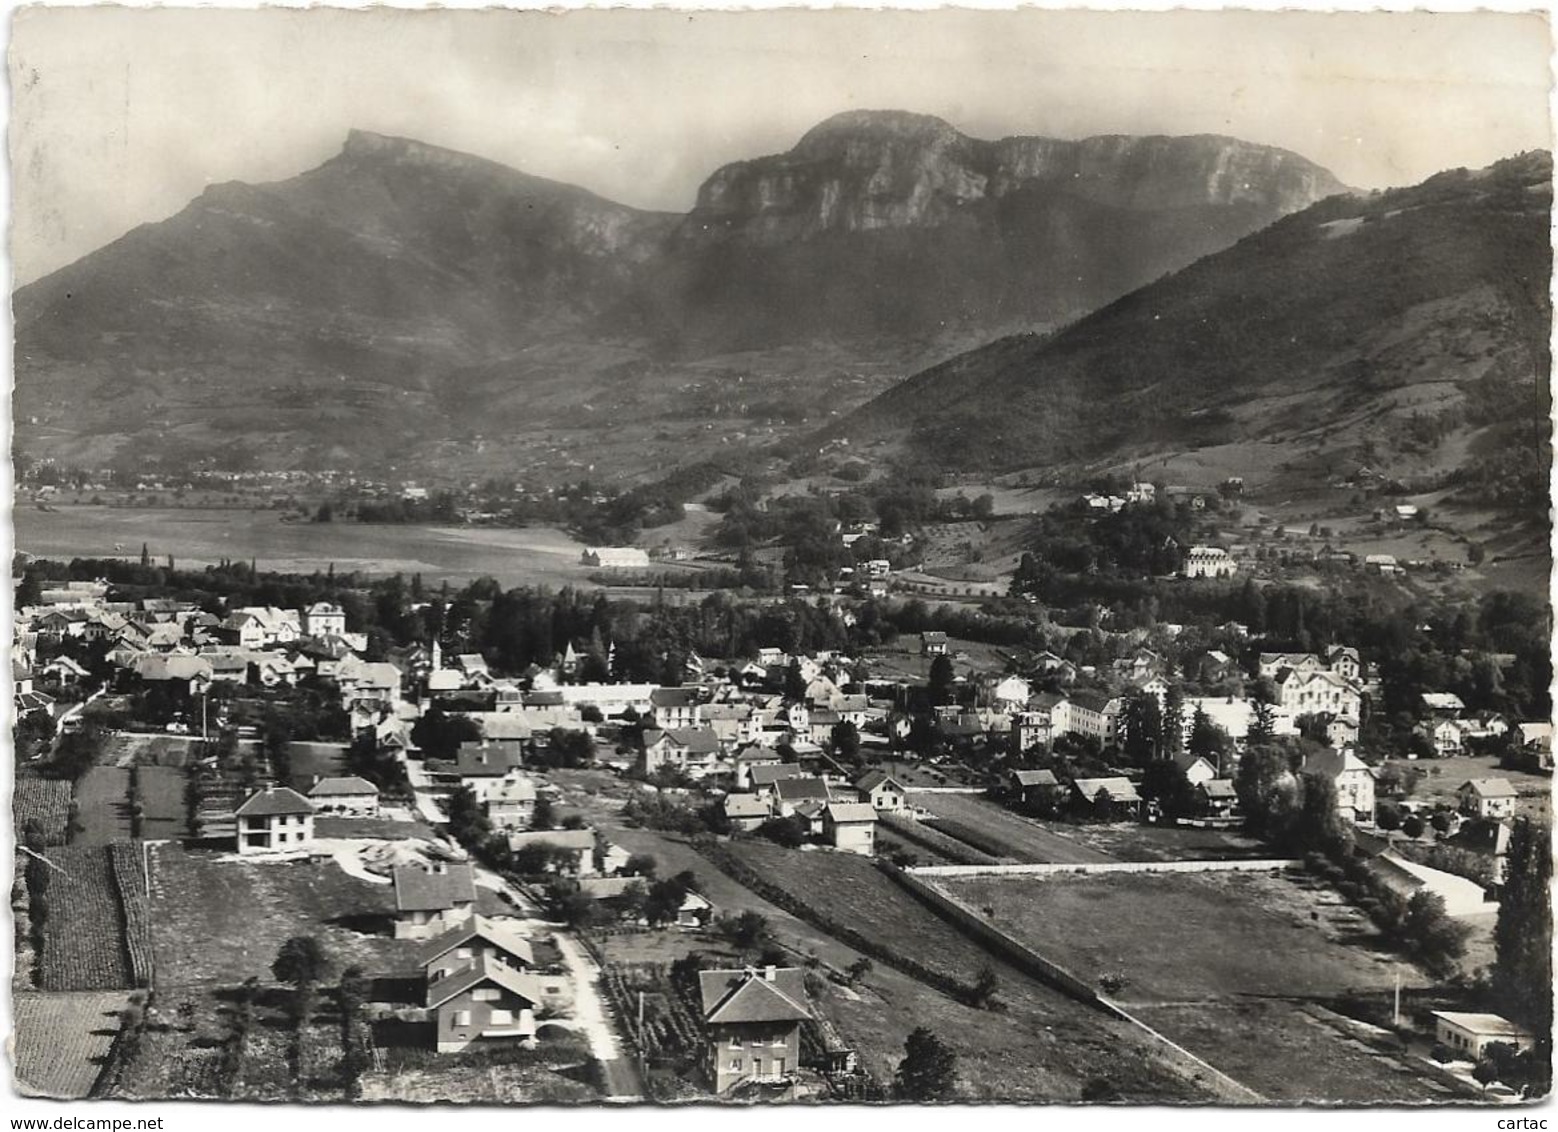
top-left (39, 845), bottom-right (140, 991)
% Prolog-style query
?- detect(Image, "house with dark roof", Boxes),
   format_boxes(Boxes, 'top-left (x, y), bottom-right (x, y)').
top-left (427, 955), bottom-right (546, 1053)
top-left (920, 631), bottom-right (949, 656)
top-left (774, 776), bottom-right (832, 816)
top-left (417, 913), bottom-right (536, 975)
top-left (852, 770), bottom-right (906, 813)
top-left (306, 775), bottom-right (380, 816)
top-left (1172, 753), bottom-right (1218, 789)
top-left (1008, 767), bottom-right (1066, 811)
top-left (432, 741), bottom-right (527, 801)
top-left (640, 727), bottom-right (722, 778)
top-left (649, 686), bottom-right (703, 730)
top-left (748, 762), bottom-right (805, 798)
top-left (698, 967), bottom-right (811, 1094)
top-left (393, 862), bottom-right (477, 940)
top-left (234, 786), bottom-right (315, 855)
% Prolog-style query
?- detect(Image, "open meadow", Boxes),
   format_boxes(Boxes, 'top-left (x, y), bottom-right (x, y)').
top-left (718, 840), bottom-right (1219, 1102)
top-left (935, 868), bottom-right (1459, 1102)
top-left (1378, 752), bottom-right (1553, 824)
top-left (14, 505), bottom-right (594, 589)
top-left (912, 793), bottom-right (1117, 864)
top-left (1057, 822), bottom-right (1269, 863)
top-left (147, 844), bottom-right (417, 987)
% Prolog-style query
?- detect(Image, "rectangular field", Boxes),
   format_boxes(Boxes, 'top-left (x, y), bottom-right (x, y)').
top-left (1127, 1000), bottom-right (1466, 1103)
top-left (1056, 822), bottom-right (1269, 863)
top-left (39, 845), bottom-right (135, 991)
top-left (73, 766), bottom-right (132, 845)
top-left (913, 792), bottom-right (1118, 864)
top-left (13, 990), bottom-right (130, 1098)
top-left (720, 841), bottom-right (1216, 1102)
top-left (148, 843), bottom-right (415, 987)
top-left (937, 870), bottom-right (1420, 1002)
top-left (934, 869), bottom-right (1451, 1102)
top-left (137, 765), bottom-right (187, 840)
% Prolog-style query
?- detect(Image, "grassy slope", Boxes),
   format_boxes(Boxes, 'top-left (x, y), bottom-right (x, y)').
top-left (841, 153), bottom-right (1552, 484)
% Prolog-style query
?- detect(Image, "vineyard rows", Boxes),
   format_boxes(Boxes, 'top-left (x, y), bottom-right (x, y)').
top-left (600, 964), bottom-right (702, 1060)
top-left (109, 843), bottom-right (155, 986)
top-left (14, 991), bottom-right (131, 1098)
top-left (39, 846), bottom-right (134, 991)
top-left (14, 776), bottom-right (73, 845)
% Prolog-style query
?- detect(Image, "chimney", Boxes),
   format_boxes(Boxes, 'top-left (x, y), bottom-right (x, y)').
top-left (764, 965), bottom-right (777, 982)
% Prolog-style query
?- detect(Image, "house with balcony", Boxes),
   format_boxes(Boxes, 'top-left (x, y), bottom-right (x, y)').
top-left (234, 787), bottom-right (315, 855)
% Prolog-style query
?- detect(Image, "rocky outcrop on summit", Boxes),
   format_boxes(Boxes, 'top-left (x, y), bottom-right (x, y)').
top-left (678, 111), bottom-right (1344, 245)
top-left (660, 111), bottom-right (1346, 347)
top-left (14, 113), bottom-right (1352, 469)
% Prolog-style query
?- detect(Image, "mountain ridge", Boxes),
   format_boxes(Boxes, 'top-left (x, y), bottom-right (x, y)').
top-left (16, 112), bottom-right (1356, 475)
top-left (829, 150), bottom-right (1551, 503)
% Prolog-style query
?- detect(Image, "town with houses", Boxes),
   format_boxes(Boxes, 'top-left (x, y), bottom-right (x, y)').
top-left (7, 9), bottom-right (1554, 1113)
top-left (10, 537), bottom-right (1553, 1105)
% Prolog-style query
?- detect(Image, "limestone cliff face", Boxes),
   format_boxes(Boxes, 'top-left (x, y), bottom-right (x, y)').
top-left (681, 110), bottom-right (1346, 244)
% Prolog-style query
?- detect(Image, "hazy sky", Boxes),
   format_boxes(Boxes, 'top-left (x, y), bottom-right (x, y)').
top-left (9, 5), bottom-right (1552, 285)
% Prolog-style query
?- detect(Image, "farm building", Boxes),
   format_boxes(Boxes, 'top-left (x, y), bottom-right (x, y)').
top-left (1009, 768), bottom-right (1065, 809)
top-left (1071, 777), bottom-right (1144, 820)
top-left (234, 786), bottom-right (315, 855)
top-left (1431, 1013), bottom-right (1535, 1061)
